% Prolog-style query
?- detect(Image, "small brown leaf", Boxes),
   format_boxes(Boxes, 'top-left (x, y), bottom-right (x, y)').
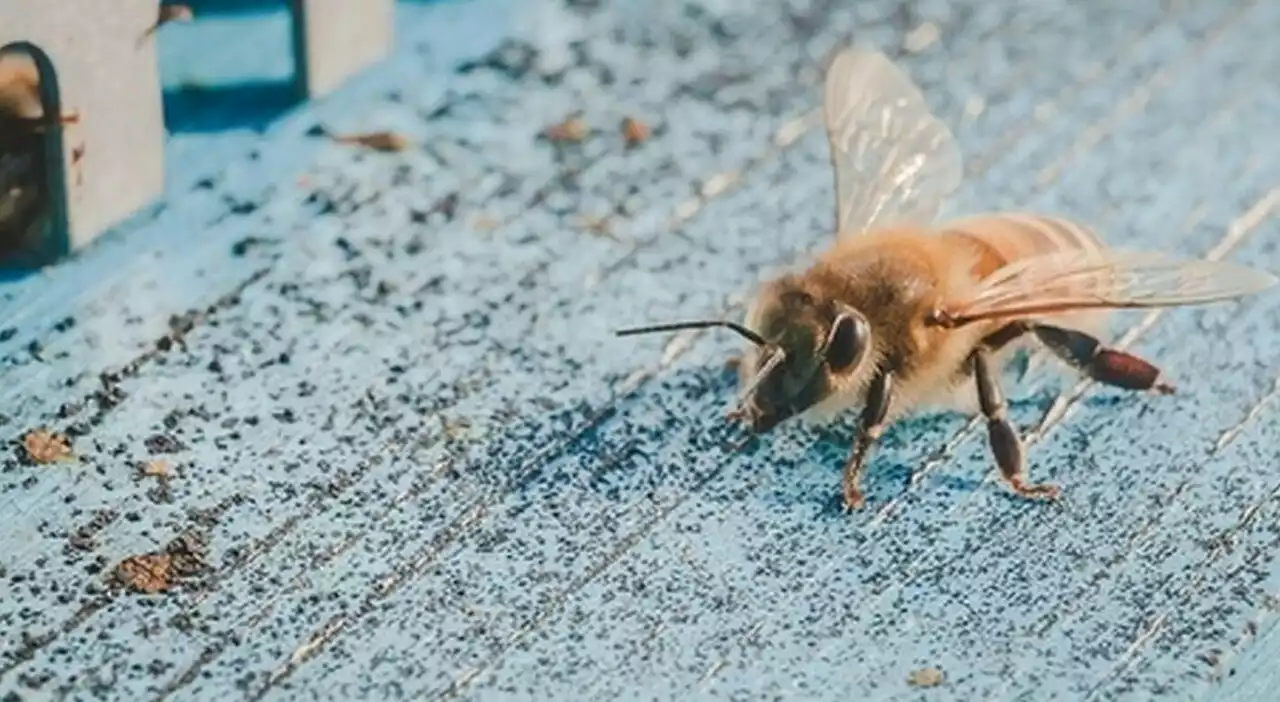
top-left (907, 667), bottom-right (945, 688)
top-left (620, 116), bottom-right (651, 146)
top-left (114, 553), bottom-right (173, 594)
top-left (543, 115), bottom-right (588, 143)
top-left (20, 428), bottom-right (72, 464)
top-left (110, 531), bottom-right (209, 594)
top-left (329, 130), bottom-right (413, 153)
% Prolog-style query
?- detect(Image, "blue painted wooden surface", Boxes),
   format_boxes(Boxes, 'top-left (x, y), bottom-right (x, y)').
top-left (2, 0), bottom-right (1280, 700)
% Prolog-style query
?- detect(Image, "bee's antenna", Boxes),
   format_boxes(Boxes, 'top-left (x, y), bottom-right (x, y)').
top-left (614, 320), bottom-right (769, 348)
top-left (616, 319), bottom-right (787, 421)
top-left (736, 347), bottom-right (786, 402)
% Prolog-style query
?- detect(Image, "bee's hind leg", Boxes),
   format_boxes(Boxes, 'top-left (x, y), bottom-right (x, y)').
top-left (1032, 324), bottom-right (1175, 395)
top-left (972, 348), bottom-right (1062, 502)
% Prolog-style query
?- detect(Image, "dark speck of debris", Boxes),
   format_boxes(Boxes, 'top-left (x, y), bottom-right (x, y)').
top-left (456, 39), bottom-right (538, 80)
top-left (68, 508), bottom-right (119, 552)
top-left (26, 339), bottom-right (42, 360)
top-left (0, 327), bottom-right (15, 342)
top-left (231, 236), bottom-right (273, 257)
top-left (16, 669), bottom-right (52, 691)
top-left (564, 0), bottom-right (602, 13)
top-left (192, 177), bottom-right (216, 190)
top-left (147, 484), bottom-right (174, 505)
top-left (162, 409), bottom-right (184, 430)
top-left (416, 191), bottom-right (459, 223)
top-left (57, 401), bottom-right (82, 419)
top-left (334, 237), bottom-right (360, 260)
top-left (67, 531), bottom-right (96, 552)
top-left (52, 316), bottom-right (76, 333)
top-left (223, 195), bottom-right (259, 215)
top-left (144, 434), bottom-right (186, 455)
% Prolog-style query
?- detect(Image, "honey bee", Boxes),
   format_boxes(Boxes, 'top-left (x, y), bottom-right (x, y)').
top-left (615, 46), bottom-right (1278, 511)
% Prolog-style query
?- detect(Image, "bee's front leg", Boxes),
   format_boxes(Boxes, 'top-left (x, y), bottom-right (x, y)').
top-left (972, 348), bottom-right (1061, 502)
top-left (842, 370), bottom-right (893, 512)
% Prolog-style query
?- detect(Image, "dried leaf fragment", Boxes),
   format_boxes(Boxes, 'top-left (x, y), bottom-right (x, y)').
top-left (620, 116), bottom-right (651, 146)
top-left (329, 130), bottom-right (413, 153)
top-left (139, 459), bottom-right (172, 480)
top-left (115, 553), bottom-right (173, 594)
top-left (111, 530), bottom-right (209, 595)
top-left (543, 114), bottom-right (588, 143)
top-left (20, 428), bottom-right (72, 464)
top-left (907, 667), bottom-right (945, 688)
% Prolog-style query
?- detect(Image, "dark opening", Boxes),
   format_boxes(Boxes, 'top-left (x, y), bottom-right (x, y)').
top-left (0, 42), bottom-right (69, 270)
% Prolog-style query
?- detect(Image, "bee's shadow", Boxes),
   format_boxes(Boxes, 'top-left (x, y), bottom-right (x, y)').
top-left (574, 361), bottom-right (1128, 518)
top-left (743, 384), bottom-right (1107, 518)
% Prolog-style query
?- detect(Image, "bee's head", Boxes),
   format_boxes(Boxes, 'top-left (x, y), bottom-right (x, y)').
top-left (735, 280), bottom-right (873, 432)
top-left (614, 277), bottom-right (873, 434)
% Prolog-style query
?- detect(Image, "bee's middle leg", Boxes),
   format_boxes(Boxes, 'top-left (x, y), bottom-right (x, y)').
top-left (972, 348), bottom-right (1061, 502)
top-left (842, 371), bottom-right (893, 512)
top-left (1032, 324), bottom-right (1175, 394)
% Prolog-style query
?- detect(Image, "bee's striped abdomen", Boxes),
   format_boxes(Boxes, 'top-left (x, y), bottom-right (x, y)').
top-left (941, 212), bottom-right (1106, 280)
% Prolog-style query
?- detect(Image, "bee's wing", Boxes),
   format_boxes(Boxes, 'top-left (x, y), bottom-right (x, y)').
top-left (824, 46), bottom-right (963, 238)
top-left (941, 249), bottom-right (1279, 326)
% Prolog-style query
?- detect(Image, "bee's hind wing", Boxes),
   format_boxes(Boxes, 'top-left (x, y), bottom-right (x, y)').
top-left (823, 46), bottom-right (963, 238)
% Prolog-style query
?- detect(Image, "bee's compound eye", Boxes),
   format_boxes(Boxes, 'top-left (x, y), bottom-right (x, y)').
top-left (826, 313), bottom-right (869, 372)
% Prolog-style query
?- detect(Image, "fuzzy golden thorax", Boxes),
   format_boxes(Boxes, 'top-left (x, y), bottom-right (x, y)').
top-left (737, 230), bottom-right (989, 432)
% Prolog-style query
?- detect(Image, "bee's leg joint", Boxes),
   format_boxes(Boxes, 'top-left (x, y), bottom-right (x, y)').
top-left (1031, 324), bottom-right (1174, 394)
top-left (973, 348), bottom-right (1061, 502)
